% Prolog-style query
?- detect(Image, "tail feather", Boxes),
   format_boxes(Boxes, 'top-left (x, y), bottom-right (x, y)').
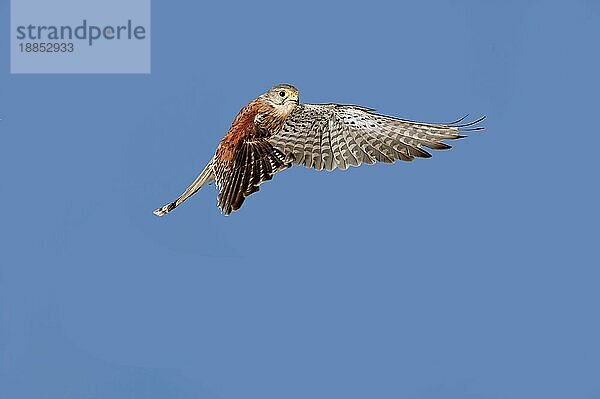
top-left (153, 158), bottom-right (215, 217)
top-left (153, 201), bottom-right (178, 217)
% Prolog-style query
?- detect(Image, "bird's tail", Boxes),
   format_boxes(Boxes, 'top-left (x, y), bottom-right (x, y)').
top-left (153, 158), bottom-right (215, 217)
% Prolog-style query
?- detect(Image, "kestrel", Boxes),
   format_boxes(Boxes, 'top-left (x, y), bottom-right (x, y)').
top-left (153, 84), bottom-right (484, 216)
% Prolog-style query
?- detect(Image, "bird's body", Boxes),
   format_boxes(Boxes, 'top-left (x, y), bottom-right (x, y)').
top-left (153, 84), bottom-right (483, 216)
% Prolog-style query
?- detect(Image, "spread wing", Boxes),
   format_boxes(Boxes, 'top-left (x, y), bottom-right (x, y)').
top-left (214, 139), bottom-right (289, 215)
top-left (268, 104), bottom-right (484, 171)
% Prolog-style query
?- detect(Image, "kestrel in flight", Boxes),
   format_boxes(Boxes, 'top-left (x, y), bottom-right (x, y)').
top-left (153, 84), bottom-right (484, 216)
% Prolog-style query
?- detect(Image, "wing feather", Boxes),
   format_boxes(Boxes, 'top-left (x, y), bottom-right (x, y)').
top-left (338, 120), bottom-right (360, 167)
top-left (268, 104), bottom-right (483, 171)
top-left (337, 115), bottom-right (369, 166)
top-left (330, 116), bottom-right (348, 170)
top-left (321, 117), bottom-right (335, 170)
top-left (215, 139), bottom-right (289, 215)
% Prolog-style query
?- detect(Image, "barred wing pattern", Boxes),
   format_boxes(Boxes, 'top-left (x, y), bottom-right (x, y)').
top-left (268, 104), bottom-right (483, 171)
top-left (215, 139), bottom-right (289, 215)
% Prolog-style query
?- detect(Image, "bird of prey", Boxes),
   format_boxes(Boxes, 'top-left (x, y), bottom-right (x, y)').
top-left (153, 84), bottom-right (484, 216)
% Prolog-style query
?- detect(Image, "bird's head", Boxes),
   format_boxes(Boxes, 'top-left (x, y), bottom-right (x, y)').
top-left (261, 84), bottom-right (299, 106)
top-left (254, 84), bottom-right (299, 132)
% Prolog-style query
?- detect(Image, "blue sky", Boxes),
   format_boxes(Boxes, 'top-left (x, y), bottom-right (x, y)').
top-left (1, 1), bottom-right (599, 398)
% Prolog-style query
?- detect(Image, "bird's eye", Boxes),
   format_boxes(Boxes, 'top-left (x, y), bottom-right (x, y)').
top-left (279, 91), bottom-right (286, 97)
